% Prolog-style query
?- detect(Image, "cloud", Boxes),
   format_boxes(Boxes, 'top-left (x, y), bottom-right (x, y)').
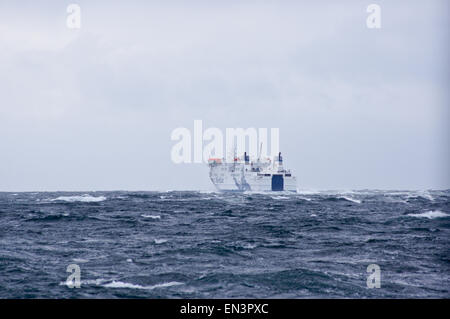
top-left (0, 0), bottom-right (448, 190)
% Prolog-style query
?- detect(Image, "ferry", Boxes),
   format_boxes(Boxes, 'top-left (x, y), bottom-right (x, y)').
top-left (208, 152), bottom-right (297, 192)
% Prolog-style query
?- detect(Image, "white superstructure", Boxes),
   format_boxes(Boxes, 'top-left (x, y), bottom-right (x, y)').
top-left (208, 152), bottom-right (297, 192)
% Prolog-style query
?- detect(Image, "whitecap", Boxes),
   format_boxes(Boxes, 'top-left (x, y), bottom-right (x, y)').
top-left (141, 214), bottom-right (161, 219)
top-left (59, 278), bottom-right (107, 286)
top-left (72, 258), bottom-right (89, 263)
top-left (271, 196), bottom-right (289, 200)
top-left (421, 193), bottom-right (434, 201)
top-left (406, 191), bottom-right (434, 201)
top-left (154, 239), bottom-right (168, 244)
top-left (407, 210), bottom-right (449, 219)
top-left (339, 196), bottom-right (361, 204)
top-left (51, 195), bottom-right (106, 203)
top-left (412, 191), bottom-right (434, 201)
top-left (199, 190), bottom-right (216, 194)
top-left (103, 281), bottom-right (182, 290)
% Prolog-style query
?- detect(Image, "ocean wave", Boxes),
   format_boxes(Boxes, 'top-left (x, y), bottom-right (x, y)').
top-left (50, 195), bottom-right (106, 203)
top-left (141, 214), bottom-right (161, 219)
top-left (407, 210), bottom-right (449, 219)
top-left (72, 258), bottom-right (89, 263)
top-left (103, 281), bottom-right (183, 290)
top-left (296, 189), bottom-right (319, 195)
top-left (243, 190), bottom-right (295, 196)
top-left (338, 196), bottom-right (361, 204)
top-left (405, 191), bottom-right (435, 202)
top-left (59, 279), bottom-right (107, 286)
top-left (416, 191), bottom-right (434, 201)
top-left (199, 190), bottom-right (217, 194)
top-left (4, 189), bottom-right (450, 298)
top-left (271, 196), bottom-right (290, 200)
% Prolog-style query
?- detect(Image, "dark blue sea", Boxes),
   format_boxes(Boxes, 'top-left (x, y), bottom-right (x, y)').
top-left (0, 190), bottom-right (449, 298)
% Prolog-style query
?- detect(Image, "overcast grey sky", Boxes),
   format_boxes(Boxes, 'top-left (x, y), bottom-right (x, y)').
top-left (0, 0), bottom-right (449, 191)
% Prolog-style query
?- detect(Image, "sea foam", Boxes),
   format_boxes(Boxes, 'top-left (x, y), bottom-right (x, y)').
top-left (103, 281), bottom-right (183, 290)
top-left (51, 195), bottom-right (106, 203)
top-left (339, 196), bottom-right (361, 204)
top-left (141, 214), bottom-right (161, 219)
top-left (407, 210), bottom-right (449, 219)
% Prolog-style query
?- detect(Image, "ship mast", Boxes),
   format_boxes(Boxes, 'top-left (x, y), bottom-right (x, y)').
top-left (258, 142), bottom-right (262, 162)
top-left (233, 146), bottom-right (236, 171)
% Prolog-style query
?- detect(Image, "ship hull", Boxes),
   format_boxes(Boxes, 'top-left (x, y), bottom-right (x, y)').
top-left (211, 174), bottom-right (297, 192)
